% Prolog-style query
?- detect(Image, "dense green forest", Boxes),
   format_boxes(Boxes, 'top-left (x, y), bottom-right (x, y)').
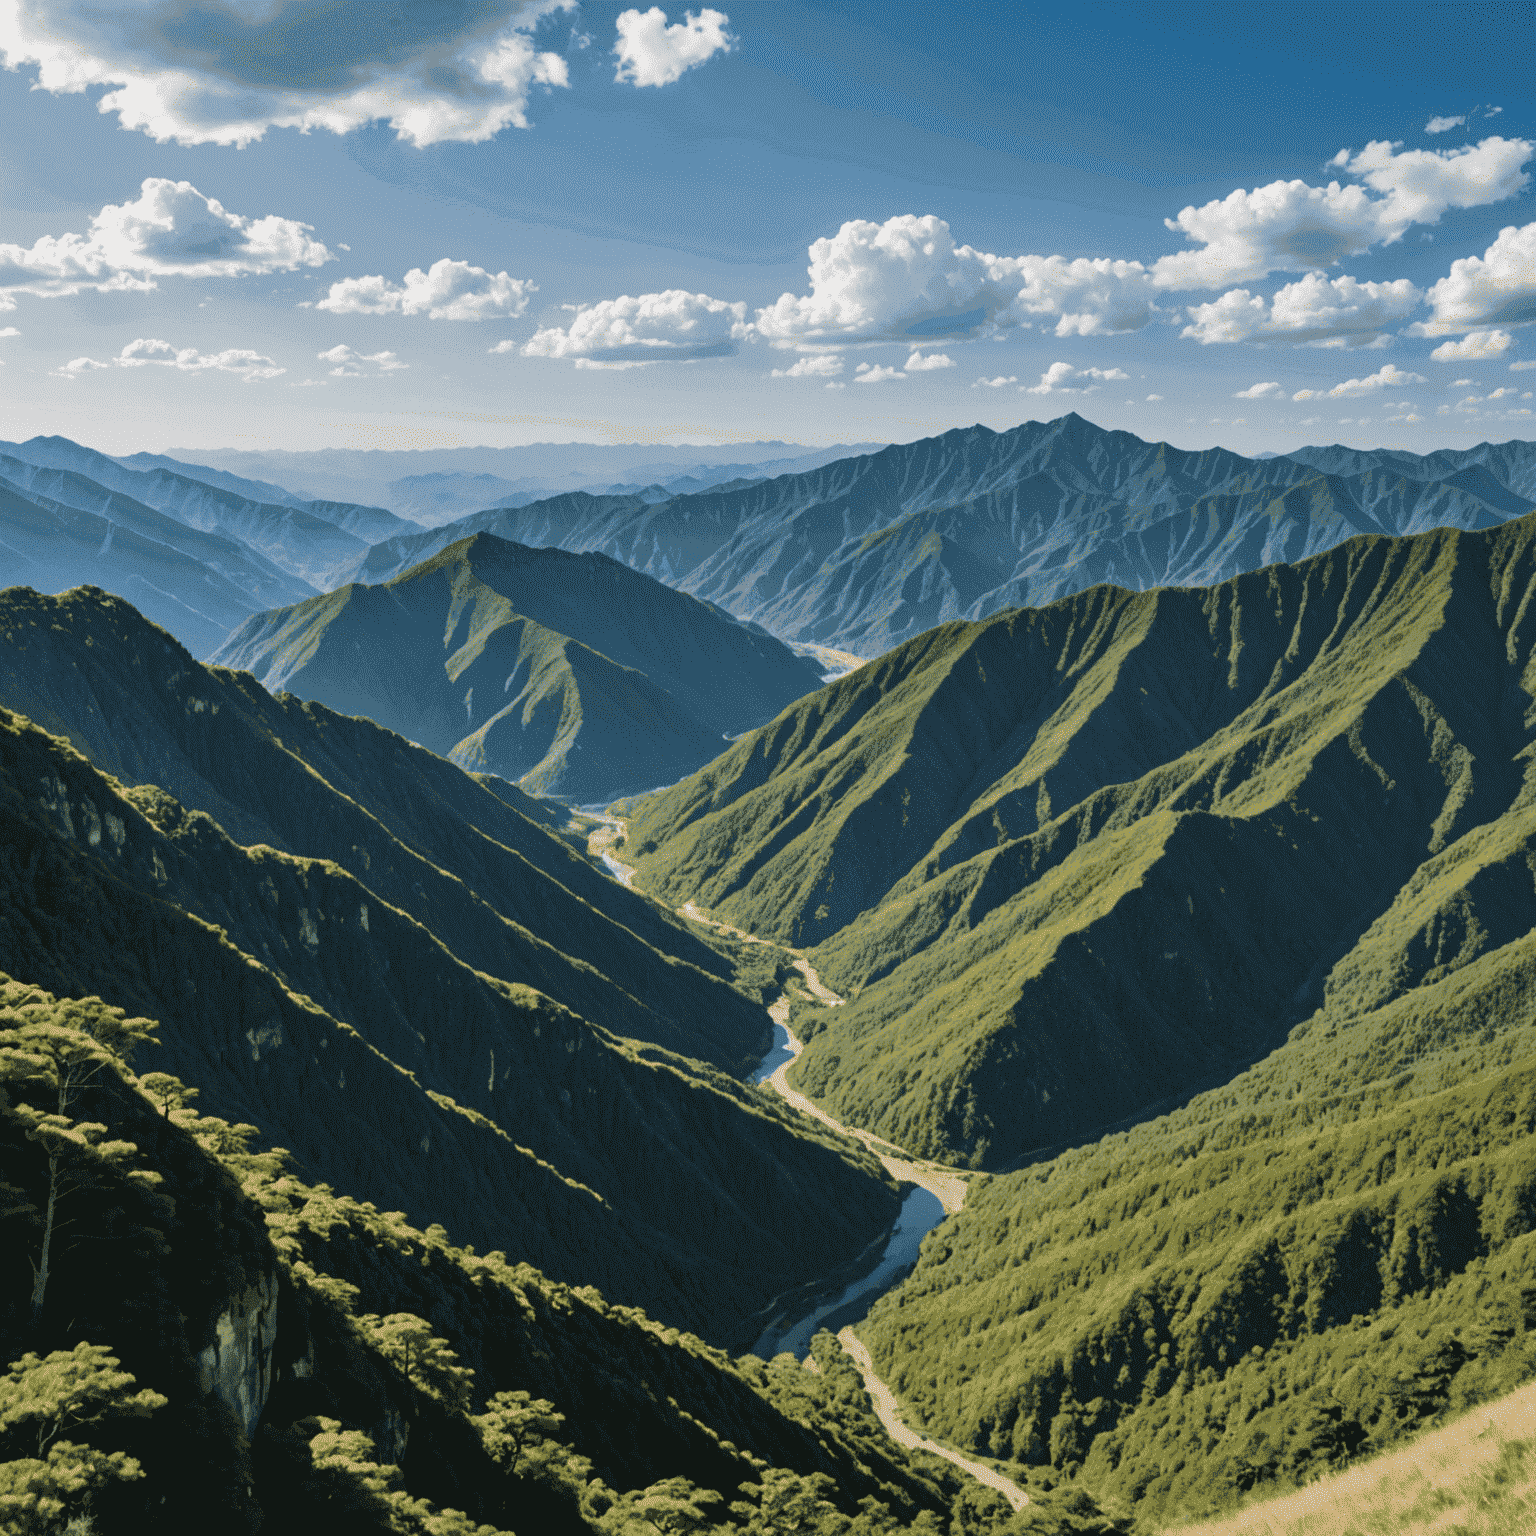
top-left (854, 914), bottom-right (1536, 1525)
top-left (627, 514), bottom-right (1536, 1170)
top-left (1, 977), bottom-right (1136, 1534)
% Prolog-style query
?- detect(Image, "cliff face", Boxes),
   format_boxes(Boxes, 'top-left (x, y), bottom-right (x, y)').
top-left (198, 1270), bottom-right (280, 1441)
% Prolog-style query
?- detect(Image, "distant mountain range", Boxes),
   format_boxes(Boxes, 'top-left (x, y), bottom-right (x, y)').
top-left (382, 448), bottom-right (873, 527)
top-left (160, 439), bottom-right (882, 516)
top-left (8, 418), bottom-right (1536, 673)
top-left (335, 415), bottom-right (1536, 657)
top-left (212, 532), bottom-right (825, 802)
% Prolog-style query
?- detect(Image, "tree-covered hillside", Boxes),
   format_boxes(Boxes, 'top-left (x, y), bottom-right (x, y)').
top-left (627, 513), bottom-right (1536, 1169)
top-left (3, 978), bottom-right (1072, 1535)
top-left (856, 914), bottom-right (1536, 1526)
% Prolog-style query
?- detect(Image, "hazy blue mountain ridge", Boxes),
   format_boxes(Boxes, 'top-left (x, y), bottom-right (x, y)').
top-left (0, 434), bottom-right (414, 586)
top-left (340, 416), bottom-right (1536, 658)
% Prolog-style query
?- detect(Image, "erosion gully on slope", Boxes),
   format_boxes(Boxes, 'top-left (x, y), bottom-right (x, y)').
top-left (583, 815), bottom-right (1027, 1514)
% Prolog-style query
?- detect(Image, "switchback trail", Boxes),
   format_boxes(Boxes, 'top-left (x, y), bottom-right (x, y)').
top-left (587, 815), bottom-right (1025, 1513)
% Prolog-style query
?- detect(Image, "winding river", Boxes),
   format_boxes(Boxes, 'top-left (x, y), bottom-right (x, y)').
top-left (583, 817), bottom-right (1026, 1512)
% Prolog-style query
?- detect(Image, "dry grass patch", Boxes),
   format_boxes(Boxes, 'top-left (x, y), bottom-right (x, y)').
top-left (1168, 1382), bottom-right (1536, 1536)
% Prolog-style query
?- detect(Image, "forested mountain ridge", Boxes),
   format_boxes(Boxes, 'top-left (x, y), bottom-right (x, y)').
top-left (625, 509), bottom-right (1536, 1172)
top-left (0, 604), bottom-right (905, 1345)
top-left (337, 416), bottom-right (1536, 659)
top-left (213, 533), bottom-right (825, 802)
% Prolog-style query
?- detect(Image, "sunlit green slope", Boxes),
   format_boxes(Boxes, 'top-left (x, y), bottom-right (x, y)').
top-left (858, 914), bottom-right (1536, 1526)
top-left (628, 514), bottom-right (1536, 1169)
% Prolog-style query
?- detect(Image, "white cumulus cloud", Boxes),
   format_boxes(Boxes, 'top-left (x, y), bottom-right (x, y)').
top-left (770, 353), bottom-right (843, 378)
top-left (854, 362), bottom-right (904, 384)
top-left (1430, 329), bottom-right (1513, 361)
top-left (1417, 221), bottom-right (1536, 335)
top-left (1426, 115), bottom-right (1467, 134)
top-left (613, 7), bottom-right (734, 87)
top-left (1153, 137), bottom-right (1531, 290)
top-left (522, 288), bottom-right (748, 366)
top-left (59, 337), bottom-right (285, 380)
top-left (316, 259), bottom-right (534, 321)
top-left (904, 349), bottom-right (955, 370)
top-left (754, 215), bottom-right (1157, 348)
top-left (973, 375), bottom-right (1017, 388)
top-left (0, 0), bottom-right (574, 147)
top-left (1234, 381), bottom-right (1286, 399)
top-left (1182, 273), bottom-right (1422, 347)
top-left (1022, 361), bottom-right (1124, 395)
top-left (318, 344), bottom-right (408, 376)
top-left (1002, 254), bottom-right (1158, 336)
top-left (0, 178), bottom-right (330, 309)
top-left (1292, 362), bottom-right (1425, 400)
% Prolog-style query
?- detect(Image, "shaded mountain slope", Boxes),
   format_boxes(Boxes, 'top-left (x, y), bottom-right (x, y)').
top-left (0, 698), bottom-right (901, 1344)
top-left (214, 533), bottom-right (824, 801)
top-left (0, 980), bottom-right (997, 1536)
top-left (337, 416), bottom-right (1536, 660)
top-left (0, 584), bottom-right (769, 1072)
top-left (626, 513), bottom-right (1536, 1168)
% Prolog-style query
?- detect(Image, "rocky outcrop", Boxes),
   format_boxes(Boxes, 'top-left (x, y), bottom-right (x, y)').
top-left (198, 1269), bottom-right (279, 1439)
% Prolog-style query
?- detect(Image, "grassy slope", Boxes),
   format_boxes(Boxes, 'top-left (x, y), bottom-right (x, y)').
top-left (0, 700), bottom-right (901, 1346)
top-left (0, 584), bottom-right (764, 1072)
top-left (1165, 1378), bottom-right (1536, 1536)
top-left (214, 533), bottom-right (821, 801)
top-left (628, 516), bottom-right (1536, 1167)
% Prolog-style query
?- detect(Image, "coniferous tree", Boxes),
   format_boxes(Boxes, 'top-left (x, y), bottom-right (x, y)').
top-left (0, 988), bottom-right (158, 1320)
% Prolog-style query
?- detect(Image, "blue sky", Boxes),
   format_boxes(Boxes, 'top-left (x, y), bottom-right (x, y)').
top-left (2, 0), bottom-right (1533, 457)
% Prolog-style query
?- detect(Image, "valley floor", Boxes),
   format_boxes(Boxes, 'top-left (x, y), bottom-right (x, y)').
top-left (586, 818), bottom-right (1020, 1509)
